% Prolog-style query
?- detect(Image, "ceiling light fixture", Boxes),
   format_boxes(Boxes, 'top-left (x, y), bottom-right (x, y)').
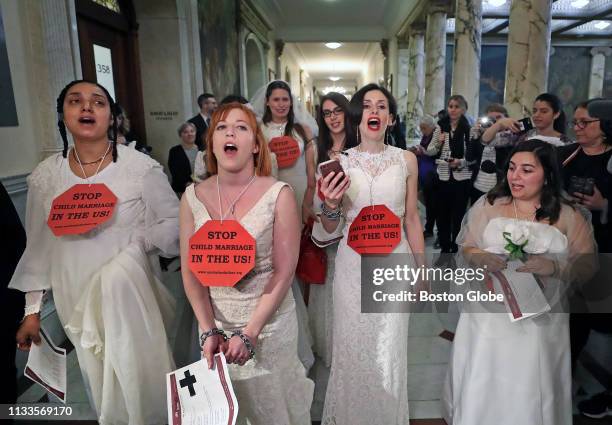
top-left (486, 0), bottom-right (506, 7)
top-left (329, 76), bottom-right (340, 81)
top-left (571, 0), bottom-right (589, 8)
top-left (325, 42), bottom-right (342, 50)
top-left (594, 20), bottom-right (610, 29)
top-left (322, 86), bottom-right (346, 95)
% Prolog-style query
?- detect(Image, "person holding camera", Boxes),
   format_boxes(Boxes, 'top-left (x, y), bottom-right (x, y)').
top-left (467, 103), bottom-right (513, 204)
top-left (482, 93), bottom-right (572, 148)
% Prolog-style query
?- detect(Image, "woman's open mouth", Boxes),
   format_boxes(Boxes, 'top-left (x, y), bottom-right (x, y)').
top-left (367, 117), bottom-right (381, 131)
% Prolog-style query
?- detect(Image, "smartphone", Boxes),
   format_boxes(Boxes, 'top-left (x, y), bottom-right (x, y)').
top-left (318, 159), bottom-right (344, 178)
top-left (518, 117), bottom-right (534, 133)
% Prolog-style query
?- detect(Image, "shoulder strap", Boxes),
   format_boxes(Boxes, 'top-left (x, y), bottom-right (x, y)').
top-left (562, 146), bottom-right (581, 167)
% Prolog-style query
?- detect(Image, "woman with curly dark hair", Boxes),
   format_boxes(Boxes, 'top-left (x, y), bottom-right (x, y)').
top-left (10, 80), bottom-right (179, 425)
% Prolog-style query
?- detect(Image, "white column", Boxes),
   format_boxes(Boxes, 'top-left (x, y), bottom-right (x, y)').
top-left (451, 0), bottom-right (482, 115)
top-left (588, 47), bottom-right (612, 99)
top-left (504, 0), bottom-right (552, 118)
top-left (406, 27), bottom-right (426, 142)
top-left (424, 7), bottom-right (447, 116)
top-left (40, 0), bottom-right (81, 156)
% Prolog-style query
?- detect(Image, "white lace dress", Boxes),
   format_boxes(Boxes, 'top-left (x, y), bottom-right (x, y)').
top-left (261, 122), bottom-right (315, 371)
top-left (443, 198), bottom-right (595, 425)
top-left (184, 182), bottom-right (314, 425)
top-left (9, 145), bottom-right (179, 425)
top-left (319, 146), bottom-right (411, 425)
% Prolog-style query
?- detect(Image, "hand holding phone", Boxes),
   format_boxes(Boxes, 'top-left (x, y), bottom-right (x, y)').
top-left (318, 159), bottom-right (344, 178)
top-left (518, 117), bottom-right (534, 133)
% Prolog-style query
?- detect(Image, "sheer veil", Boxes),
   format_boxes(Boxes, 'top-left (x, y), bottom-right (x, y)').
top-left (250, 80), bottom-right (319, 137)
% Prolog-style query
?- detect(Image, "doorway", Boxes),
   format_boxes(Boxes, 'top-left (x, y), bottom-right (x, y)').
top-left (76, 0), bottom-right (146, 145)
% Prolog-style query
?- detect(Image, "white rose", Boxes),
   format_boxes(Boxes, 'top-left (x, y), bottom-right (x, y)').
top-left (503, 222), bottom-right (530, 245)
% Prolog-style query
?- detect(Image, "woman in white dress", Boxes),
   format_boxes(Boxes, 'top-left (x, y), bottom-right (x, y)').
top-left (303, 92), bottom-right (353, 368)
top-left (179, 102), bottom-right (313, 424)
top-left (254, 80), bottom-right (315, 212)
top-left (11, 80), bottom-right (178, 425)
top-left (443, 139), bottom-right (596, 425)
top-left (316, 83), bottom-right (425, 425)
top-left (252, 80), bottom-right (316, 371)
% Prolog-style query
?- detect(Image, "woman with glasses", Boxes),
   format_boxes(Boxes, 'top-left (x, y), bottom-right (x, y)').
top-left (303, 93), bottom-right (354, 373)
top-left (558, 99), bottom-right (612, 251)
top-left (559, 100), bottom-right (612, 419)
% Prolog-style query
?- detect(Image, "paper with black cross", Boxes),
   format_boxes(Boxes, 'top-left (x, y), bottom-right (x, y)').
top-left (166, 353), bottom-right (238, 425)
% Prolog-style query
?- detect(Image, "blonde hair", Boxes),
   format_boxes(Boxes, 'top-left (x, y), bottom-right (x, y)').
top-left (205, 102), bottom-right (272, 176)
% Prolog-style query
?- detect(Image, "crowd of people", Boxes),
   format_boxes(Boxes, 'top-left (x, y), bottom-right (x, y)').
top-left (3, 76), bottom-right (611, 425)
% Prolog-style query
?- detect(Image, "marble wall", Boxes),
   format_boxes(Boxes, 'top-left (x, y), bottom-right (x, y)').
top-left (446, 45), bottom-right (507, 116)
top-left (197, 0), bottom-right (240, 97)
top-left (604, 52), bottom-right (612, 99)
top-left (549, 46), bottom-right (591, 138)
top-left (444, 44), bottom-right (596, 118)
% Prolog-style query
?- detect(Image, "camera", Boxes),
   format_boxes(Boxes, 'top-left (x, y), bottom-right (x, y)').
top-left (478, 116), bottom-right (495, 129)
top-left (518, 117), bottom-right (534, 133)
top-left (568, 176), bottom-right (595, 197)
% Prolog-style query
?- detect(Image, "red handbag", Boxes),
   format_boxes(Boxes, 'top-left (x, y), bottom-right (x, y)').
top-left (296, 219), bottom-right (327, 285)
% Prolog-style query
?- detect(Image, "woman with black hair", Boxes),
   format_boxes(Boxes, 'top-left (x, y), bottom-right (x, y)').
top-left (315, 83), bottom-right (424, 424)
top-left (560, 99), bottom-right (612, 419)
top-left (10, 80), bottom-right (179, 424)
top-left (253, 80), bottom-right (316, 213)
top-left (252, 80), bottom-right (317, 371)
top-left (427, 95), bottom-right (473, 253)
top-left (303, 92), bottom-right (353, 370)
top-left (444, 140), bottom-right (595, 425)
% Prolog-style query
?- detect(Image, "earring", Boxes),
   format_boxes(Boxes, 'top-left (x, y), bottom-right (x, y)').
top-left (385, 128), bottom-right (390, 145)
top-left (357, 128), bottom-right (361, 145)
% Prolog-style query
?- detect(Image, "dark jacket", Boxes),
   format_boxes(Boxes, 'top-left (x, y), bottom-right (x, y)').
top-left (168, 145), bottom-right (195, 193)
top-left (188, 114), bottom-right (209, 150)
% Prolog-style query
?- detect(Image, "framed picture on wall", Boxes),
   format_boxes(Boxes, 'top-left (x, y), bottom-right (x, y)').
top-left (268, 68), bottom-right (276, 82)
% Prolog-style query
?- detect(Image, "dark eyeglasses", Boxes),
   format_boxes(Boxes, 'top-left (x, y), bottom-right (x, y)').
top-left (322, 107), bottom-right (344, 118)
top-left (572, 119), bottom-right (600, 130)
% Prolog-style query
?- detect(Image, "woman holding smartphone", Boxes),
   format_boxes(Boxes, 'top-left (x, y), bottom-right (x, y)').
top-left (315, 83), bottom-right (424, 425)
top-left (482, 93), bottom-right (571, 147)
top-left (303, 92), bottom-right (353, 371)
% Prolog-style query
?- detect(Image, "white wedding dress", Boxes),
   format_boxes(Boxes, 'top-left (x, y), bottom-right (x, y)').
top-left (443, 197), bottom-right (595, 425)
top-left (184, 182), bottom-right (314, 425)
top-left (318, 145), bottom-right (411, 425)
top-left (261, 122), bottom-right (315, 371)
top-left (10, 145), bottom-right (179, 425)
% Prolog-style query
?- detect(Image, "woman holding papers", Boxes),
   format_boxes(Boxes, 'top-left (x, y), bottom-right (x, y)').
top-left (443, 139), bottom-right (596, 425)
top-left (11, 80), bottom-right (179, 424)
top-left (314, 84), bottom-right (424, 425)
top-left (180, 102), bottom-right (313, 424)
